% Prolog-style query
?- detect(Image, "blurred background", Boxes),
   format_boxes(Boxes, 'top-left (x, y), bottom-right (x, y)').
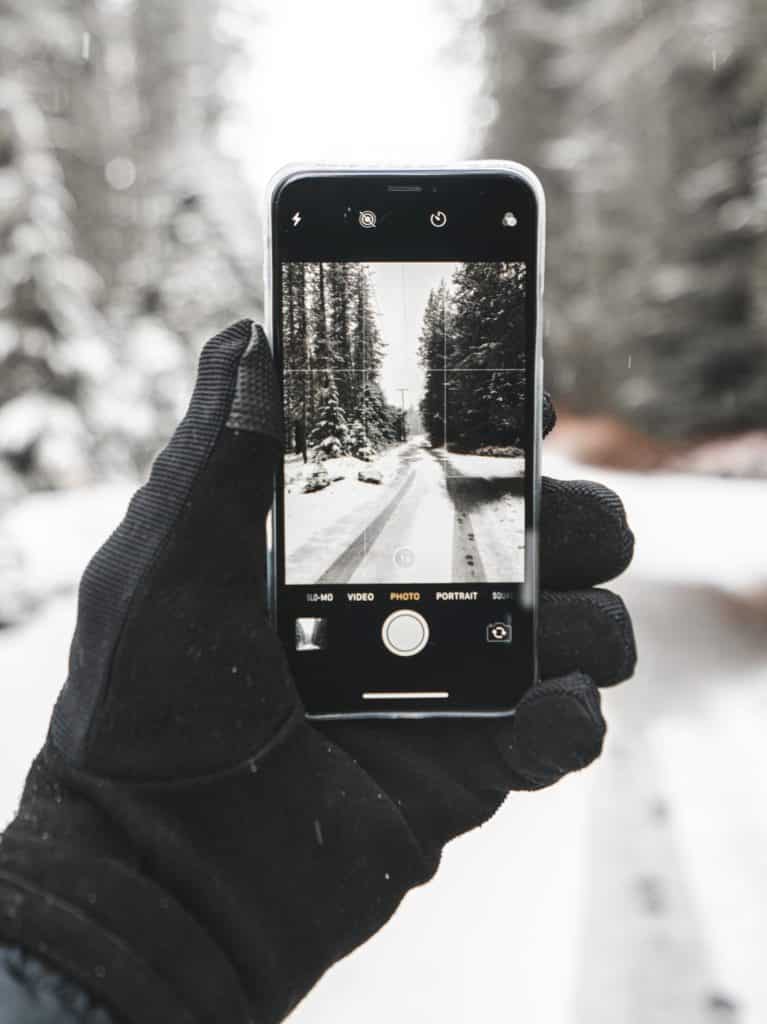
top-left (1, 1), bottom-right (767, 1021)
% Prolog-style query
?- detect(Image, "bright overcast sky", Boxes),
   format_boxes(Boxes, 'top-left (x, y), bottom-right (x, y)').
top-left (239, 0), bottom-right (487, 206)
top-left (371, 261), bottom-right (458, 407)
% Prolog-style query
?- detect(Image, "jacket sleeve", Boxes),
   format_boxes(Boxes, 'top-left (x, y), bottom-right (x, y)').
top-left (0, 945), bottom-right (114, 1023)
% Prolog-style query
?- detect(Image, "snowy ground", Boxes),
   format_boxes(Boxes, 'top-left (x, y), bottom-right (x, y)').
top-left (285, 437), bottom-right (525, 585)
top-left (0, 481), bottom-right (135, 625)
top-left (1, 455), bottom-right (766, 1022)
top-left (284, 444), bottom-right (413, 568)
top-left (0, 481), bottom-right (136, 815)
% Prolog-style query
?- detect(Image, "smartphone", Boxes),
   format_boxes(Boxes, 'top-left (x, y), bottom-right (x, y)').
top-left (265, 163), bottom-right (544, 719)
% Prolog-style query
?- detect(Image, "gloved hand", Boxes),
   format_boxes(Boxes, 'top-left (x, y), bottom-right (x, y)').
top-left (0, 320), bottom-right (635, 1024)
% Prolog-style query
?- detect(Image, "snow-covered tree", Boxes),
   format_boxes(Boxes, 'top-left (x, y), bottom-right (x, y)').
top-left (359, 379), bottom-right (397, 447)
top-left (282, 261), bottom-right (311, 459)
top-left (479, 0), bottom-right (767, 440)
top-left (326, 262), bottom-right (355, 410)
top-left (309, 263), bottom-right (330, 367)
top-left (351, 264), bottom-right (385, 375)
top-left (123, 0), bottom-right (263, 345)
top-left (417, 264), bottom-right (527, 452)
top-left (347, 418), bottom-right (375, 461)
top-left (0, 0), bottom-right (267, 496)
top-left (418, 283), bottom-right (449, 448)
top-left (448, 262), bottom-right (527, 450)
top-left (0, 73), bottom-right (106, 491)
top-left (281, 260), bottom-right (394, 460)
top-left (309, 372), bottom-right (348, 460)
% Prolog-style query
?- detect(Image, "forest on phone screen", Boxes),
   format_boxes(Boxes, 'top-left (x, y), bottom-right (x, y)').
top-left (281, 261), bottom-right (526, 463)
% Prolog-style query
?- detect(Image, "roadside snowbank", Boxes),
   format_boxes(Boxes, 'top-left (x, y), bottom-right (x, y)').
top-left (284, 443), bottom-right (411, 553)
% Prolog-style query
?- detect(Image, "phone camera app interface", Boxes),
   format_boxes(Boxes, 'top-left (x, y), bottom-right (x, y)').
top-left (279, 258), bottom-right (528, 685)
top-left (281, 261), bottom-right (526, 588)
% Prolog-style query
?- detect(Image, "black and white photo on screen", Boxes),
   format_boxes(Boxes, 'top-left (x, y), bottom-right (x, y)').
top-left (281, 261), bottom-right (527, 587)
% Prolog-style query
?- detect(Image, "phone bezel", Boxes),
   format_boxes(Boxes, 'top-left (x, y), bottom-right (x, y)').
top-left (264, 162), bottom-right (544, 720)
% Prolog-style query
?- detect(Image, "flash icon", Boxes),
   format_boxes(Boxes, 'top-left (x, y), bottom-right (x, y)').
top-left (291, 211), bottom-right (302, 227)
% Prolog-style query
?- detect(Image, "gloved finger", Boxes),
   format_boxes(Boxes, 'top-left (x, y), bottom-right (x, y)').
top-left (493, 671), bottom-right (606, 791)
top-left (226, 323), bottom-right (282, 443)
top-left (539, 589), bottom-right (636, 687)
top-left (541, 477), bottom-right (634, 588)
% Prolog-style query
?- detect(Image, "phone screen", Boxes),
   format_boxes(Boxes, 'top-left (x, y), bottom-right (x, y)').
top-left (270, 171), bottom-right (541, 716)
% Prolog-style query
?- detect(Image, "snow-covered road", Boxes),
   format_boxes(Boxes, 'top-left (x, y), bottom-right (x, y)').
top-left (1, 455), bottom-right (766, 1023)
top-left (286, 438), bottom-right (525, 585)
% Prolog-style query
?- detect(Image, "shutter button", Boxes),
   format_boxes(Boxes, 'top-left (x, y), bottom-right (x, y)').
top-left (381, 610), bottom-right (429, 657)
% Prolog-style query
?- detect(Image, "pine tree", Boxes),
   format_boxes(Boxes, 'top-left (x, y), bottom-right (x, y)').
top-left (126, 0), bottom-right (263, 345)
top-left (359, 379), bottom-right (395, 448)
top-left (309, 262), bottom-right (329, 366)
top-left (342, 263), bottom-right (387, 442)
top-left (479, 0), bottom-right (767, 440)
top-left (326, 262), bottom-right (355, 413)
top-left (449, 262), bottom-right (526, 370)
top-left (351, 264), bottom-right (385, 374)
top-left (0, 72), bottom-right (105, 490)
top-left (301, 261), bottom-right (392, 458)
top-left (309, 371), bottom-right (348, 460)
top-left (0, 0), bottom-right (268, 494)
top-left (448, 262), bottom-right (527, 450)
top-left (417, 265), bottom-right (527, 452)
top-left (282, 262), bottom-right (311, 458)
top-left (348, 418), bottom-right (374, 460)
top-left (418, 283), bottom-right (449, 447)
top-left (303, 261), bottom-right (332, 453)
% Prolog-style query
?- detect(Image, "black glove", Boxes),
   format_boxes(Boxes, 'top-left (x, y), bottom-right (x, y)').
top-left (0, 320), bottom-right (635, 1024)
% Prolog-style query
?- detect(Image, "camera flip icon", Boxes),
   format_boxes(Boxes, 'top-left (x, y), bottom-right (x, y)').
top-left (486, 621), bottom-right (512, 644)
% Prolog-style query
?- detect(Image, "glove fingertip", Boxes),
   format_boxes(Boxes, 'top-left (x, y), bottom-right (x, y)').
top-left (226, 323), bottom-right (283, 445)
top-left (495, 672), bottom-right (606, 790)
top-left (197, 318), bottom-right (255, 388)
top-left (179, 319), bottom-right (257, 439)
top-left (541, 477), bottom-right (635, 588)
top-left (539, 588), bottom-right (637, 688)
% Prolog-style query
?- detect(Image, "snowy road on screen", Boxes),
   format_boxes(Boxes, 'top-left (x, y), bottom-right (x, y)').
top-left (285, 438), bottom-right (525, 586)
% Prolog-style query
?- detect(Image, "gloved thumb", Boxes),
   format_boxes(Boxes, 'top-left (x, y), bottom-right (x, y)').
top-left (51, 320), bottom-right (289, 777)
